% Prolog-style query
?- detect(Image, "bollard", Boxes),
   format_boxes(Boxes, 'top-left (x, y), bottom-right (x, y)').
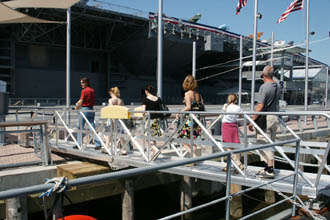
top-left (6, 196), bottom-right (28, 220)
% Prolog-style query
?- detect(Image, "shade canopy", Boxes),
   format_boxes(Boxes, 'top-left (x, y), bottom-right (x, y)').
top-left (0, 2), bottom-right (61, 24)
top-left (3, 0), bottom-right (80, 9)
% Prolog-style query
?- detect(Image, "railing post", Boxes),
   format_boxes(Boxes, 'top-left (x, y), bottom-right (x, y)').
top-left (297, 116), bottom-right (303, 132)
top-left (312, 115), bottom-right (318, 129)
top-left (190, 113), bottom-right (194, 158)
top-left (243, 115), bottom-right (248, 173)
top-left (147, 113), bottom-right (151, 162)
top-left (225, 153), bottom-right (232, 220)
top-left (292, 140), bottom-right (301, 217)
top-left (55, 113), bottom-right (58, 147)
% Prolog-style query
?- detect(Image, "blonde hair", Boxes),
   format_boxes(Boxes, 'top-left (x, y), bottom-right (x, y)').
top-left (109, 87), bottom-right (120, 97)
top-left (227, 94), bottom-right (238, 105)
top-left (182, 75), bottom-right (197, 91)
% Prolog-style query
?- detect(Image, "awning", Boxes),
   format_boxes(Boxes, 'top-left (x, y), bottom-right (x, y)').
top-left (0, 2), bottom-right (62, 24)
top-left (283, 68), bottom-right (324, 79)
top-left (3, 0), bottom-right (80, 9)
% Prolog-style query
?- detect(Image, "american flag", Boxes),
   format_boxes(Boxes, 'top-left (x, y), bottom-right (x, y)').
top-left (236, 0), bottom-right (247, 15)
top-left (277, 0), bottom-right (304, 23)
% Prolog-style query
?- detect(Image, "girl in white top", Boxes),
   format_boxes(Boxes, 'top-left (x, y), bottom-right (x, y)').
top-left (222, 99), bottom-right (242, 123)
top-left (222, 94), bottom-right (244, 171)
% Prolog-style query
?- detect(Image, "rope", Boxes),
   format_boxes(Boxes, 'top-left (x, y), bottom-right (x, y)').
top-left (40, 177), bottom-right (71, 198)
top-left (40, 177), bottom-right (71, 220)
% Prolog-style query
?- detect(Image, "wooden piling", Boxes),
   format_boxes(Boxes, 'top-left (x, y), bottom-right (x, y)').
top-left (6, 196), bottom-right (28, 220)
top-left (122, 179), bottom-right (135, 220)
top-left (230, 184), bottom-right (243, 218)
top-left (180, 176), bottom-right (192, 220)
top-left (265, 190), bottom-right (276, 204)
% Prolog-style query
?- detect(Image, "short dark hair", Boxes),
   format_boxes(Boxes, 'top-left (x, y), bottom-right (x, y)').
top-left (80, 77), bottom-right (90, 86)
top-left (145, 85), bottom-right (155, 94)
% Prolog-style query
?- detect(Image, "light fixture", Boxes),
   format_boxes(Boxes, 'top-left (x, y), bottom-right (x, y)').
top-left (257, 13), bottom-right (262, 19)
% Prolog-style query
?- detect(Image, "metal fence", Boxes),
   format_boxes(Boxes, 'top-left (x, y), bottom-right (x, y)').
top-left (2, 107), bottom-right (330, 219)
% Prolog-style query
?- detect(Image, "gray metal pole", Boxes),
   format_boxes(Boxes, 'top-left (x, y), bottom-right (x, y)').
top-left (270, 32), bottom-right (274, 67)
top-left (304, 0), bottom-right (310, 113)
top-left (326, 66), bottom-right (329, 109)
top-left (66, 8), bottom-right (71, 109)
top-left (280, 51), bottom-right (285, 100)
top-left (192, 41), bottom-right (196, 78)
top-left (239, 36), bottom-right (243, 107)
top-left (250, 0), bottom-right (259, 111)
top-left (157, 0), bottom-right (163, 98)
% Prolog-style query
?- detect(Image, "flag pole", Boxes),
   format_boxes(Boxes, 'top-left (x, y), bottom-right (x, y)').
top-left (304, 0), bottom-right (310, 110)
top-left (239, 36), bottom-right (243, 107)
top-left (304, 0), bottom-right (310, 122)
top-left (157, 0), bottom-right (163, 98)
top-left (251, 0), bottom-right (259, 111)
top-left (271, 32), bottom-right (274, 67)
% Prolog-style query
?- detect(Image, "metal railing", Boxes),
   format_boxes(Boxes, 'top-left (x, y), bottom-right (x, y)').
top-left (3, 107), bottom-right (330, 219)
top-left (0, 139), bottom-right (302, 220)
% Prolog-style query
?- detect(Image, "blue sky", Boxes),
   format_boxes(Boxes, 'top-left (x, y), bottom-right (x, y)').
top-left (98, 0), bottom-right (330, 65)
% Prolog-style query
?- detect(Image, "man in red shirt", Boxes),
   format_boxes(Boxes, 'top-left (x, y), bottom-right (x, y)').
top-left (75, 77), bottom-right (101, 150)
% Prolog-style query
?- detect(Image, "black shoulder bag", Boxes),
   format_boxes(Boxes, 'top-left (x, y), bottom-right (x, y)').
top-left (191, 93), bottom-right (205, 111)
top-left (159, 98), bottom-right (171, 119)
top-left (254, 84), bottom-right (278, 130)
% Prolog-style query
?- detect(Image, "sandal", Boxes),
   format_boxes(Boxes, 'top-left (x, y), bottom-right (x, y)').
top-left (151, 149), bottom-right (161, 161)
top-left (121, 150), bottom-right (127, 156)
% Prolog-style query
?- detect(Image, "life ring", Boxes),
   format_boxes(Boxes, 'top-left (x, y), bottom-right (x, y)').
top-left (58, 215), bottom-right (97, 220)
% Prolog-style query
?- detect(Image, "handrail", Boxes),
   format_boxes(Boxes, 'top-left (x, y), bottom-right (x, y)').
top-left (0, 139), bottom-right (301, 220)
top-left (6, 107), bottom-right (330, 219)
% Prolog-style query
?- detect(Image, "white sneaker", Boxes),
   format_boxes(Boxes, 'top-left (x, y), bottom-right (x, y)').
top-left (256, 169), bottom-right (275, 178)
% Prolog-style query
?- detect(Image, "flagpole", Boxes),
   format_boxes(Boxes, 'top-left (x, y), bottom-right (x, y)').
top-left (157, 0), bottom-right (163, 98)
top-left (271, 32), bottom-right (274, 67)
top-left (326, 65), bottom-right (329, 109)
top-left (239, 36), bottom-right (243, 107)
top-left (304, 0), bottom-right (310, 115)
top-left (251, 0), bottom-right (259, 111)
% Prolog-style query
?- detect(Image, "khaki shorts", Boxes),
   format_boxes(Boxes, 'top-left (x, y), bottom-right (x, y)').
top-left (256, 115), bottom-right (279, 162)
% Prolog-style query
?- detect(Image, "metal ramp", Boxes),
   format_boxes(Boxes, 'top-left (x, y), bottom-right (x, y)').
top-left (8, 106), bottom-right (330, 219)
top-left (49, 141), bottom-right (330, 198)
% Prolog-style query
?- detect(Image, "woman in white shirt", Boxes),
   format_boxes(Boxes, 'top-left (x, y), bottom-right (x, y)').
top-left (222, 94), bottom-right (244, 171)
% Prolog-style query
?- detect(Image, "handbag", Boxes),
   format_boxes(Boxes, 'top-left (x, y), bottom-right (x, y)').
top-left (159, 98), bottom-right (171, 119)
top-left (160, 103), bottom-right (171, 119)
top-left (255, 115), bottom-right (266, 130)
top-left (191, 92), bottom-right (205, 111)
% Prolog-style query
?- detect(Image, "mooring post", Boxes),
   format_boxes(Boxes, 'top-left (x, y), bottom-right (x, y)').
top-left (265, 190), bottom-right (276, 204)
top-left (180, 176), bottom-right (192, 220)
top-left (230, 184), bottom-right (242, 217)
top-left (6, 196), bottom-right (28, 220)
top-left (122, 179), bottom-right (135, 220)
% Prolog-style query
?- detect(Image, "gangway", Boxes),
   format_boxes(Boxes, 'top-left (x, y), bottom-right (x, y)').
top-left (43, 107), bottom-right (330, 198)
top-left (4, 106), bottom-right (330, 219)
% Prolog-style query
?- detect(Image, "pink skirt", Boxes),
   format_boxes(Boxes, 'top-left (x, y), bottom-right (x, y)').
top-left (222, 122), bottom-right (240, 143)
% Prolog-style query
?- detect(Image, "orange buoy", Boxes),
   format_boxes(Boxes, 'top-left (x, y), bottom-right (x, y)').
top-left (58, 215), bottom-right (97, 220)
